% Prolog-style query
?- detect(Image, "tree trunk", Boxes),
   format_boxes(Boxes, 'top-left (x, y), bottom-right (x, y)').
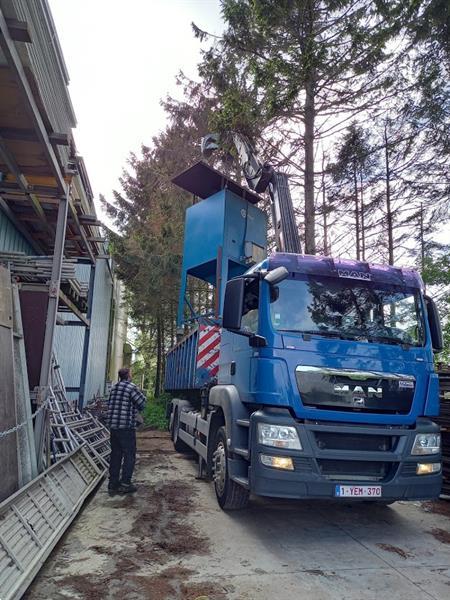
top-left (360, 172), bottom-right (365, 261)
top-left (304, 75), bottom-right (316, 255)
top-left (160, 316), bottom-right (165, 394)
top-left (384, 125), bottom-right (394, 265)
top-left (154, 313), bottom-right (162, 398)
top-left (353, 166), bottom-right (360, 260)
top-left (170, 301), bottom-right (175, 347)
top-left (321, 156), bottom-right (329, 255)
top-left (419, 203), bottom-right (425, 273)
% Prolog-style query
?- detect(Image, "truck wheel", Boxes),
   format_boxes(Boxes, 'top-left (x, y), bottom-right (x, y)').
top-left (212, 426), bottom-right (249, 510)
top-left (172, 408), bottom-right (190, 454)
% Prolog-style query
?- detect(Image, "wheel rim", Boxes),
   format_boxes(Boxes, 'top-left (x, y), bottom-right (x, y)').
top-left (213, 441), bottom-right (226, 496)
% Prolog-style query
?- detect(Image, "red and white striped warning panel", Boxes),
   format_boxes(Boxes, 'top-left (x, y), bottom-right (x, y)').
top-left (197, 325), bottom-right (221, 378)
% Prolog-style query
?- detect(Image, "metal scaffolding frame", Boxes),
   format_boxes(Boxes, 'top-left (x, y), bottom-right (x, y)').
top-left (0, 6), bottom-right (108, 470)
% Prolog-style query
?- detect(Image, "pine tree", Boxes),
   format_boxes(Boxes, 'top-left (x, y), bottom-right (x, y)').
top-left (194, 0), bottom-right (397, 254)
top-left (329, 123), bottom-right (378, 261)
top-left (103, 87), bottom-right (214, 395)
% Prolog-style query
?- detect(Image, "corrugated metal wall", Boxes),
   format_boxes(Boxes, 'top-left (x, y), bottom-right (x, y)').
top-left (54, 260), bottom-right (113, 403)
top-left (53, 325), bottom-right (84, 399)
top-left (0, 209), bottom-right (34, 254)
top-left (83, 259), bottom-right (113, 403)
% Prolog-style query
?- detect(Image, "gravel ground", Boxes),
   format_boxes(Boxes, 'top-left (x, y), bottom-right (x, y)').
top-left (25, 430), bottom-right (450, 600)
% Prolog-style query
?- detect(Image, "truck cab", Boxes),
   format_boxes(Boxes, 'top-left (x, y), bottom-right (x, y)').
top-left (214, 253), bottom-right (442, 504)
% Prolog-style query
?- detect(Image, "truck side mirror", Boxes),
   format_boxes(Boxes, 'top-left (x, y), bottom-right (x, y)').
top-left (424, 295), bottom-right (443, 352)
top-left (264, 266), bottom-right (289, 286)
top-left (223, 278), bottom-right (245, 330)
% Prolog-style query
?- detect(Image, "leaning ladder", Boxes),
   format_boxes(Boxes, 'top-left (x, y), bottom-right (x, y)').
top-left (49, 358), bottom-right (111, 469)
top-left (0, 446), bottom-right (102, 600)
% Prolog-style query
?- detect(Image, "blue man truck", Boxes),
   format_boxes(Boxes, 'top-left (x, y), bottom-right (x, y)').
top-left (165, 134), bottom-right (443, 510)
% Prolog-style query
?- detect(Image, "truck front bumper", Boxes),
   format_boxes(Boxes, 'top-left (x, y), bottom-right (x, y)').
top-left (248, 409), bottom-right (442, 501)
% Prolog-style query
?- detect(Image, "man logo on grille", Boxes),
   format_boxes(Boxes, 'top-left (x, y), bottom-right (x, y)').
top-left (334, 384), bottom-right (382, 399)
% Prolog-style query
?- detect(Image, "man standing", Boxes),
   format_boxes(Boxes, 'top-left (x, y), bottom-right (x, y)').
top-left (106, 367), bottom-right (146, 495)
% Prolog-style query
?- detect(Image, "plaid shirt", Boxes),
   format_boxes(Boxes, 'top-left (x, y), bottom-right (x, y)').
top-left (106, 380), bottom-right (146, 430)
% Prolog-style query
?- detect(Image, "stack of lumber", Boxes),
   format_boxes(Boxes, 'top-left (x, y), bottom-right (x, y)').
top-left (437, 368), bottom-right (450, 496)
top-left (60, 279), bottom-right (89, 312)
top-left (0, 252), bottom-right (89, 312)
top-left (0, 252), bottom-right (76, 282)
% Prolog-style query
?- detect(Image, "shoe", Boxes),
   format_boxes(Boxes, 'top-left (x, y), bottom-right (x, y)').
top-left (108, 482), bottom-right (120, 496)
top-left (118, 482), bottom-right (137, 494)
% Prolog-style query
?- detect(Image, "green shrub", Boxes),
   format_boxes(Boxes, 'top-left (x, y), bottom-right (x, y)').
top-left (143, 393), bottom-right (170, 430)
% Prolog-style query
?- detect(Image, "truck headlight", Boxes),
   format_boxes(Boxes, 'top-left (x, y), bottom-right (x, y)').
top-left (261, 454), bottom-right (294, 470)
top-left (411, 433), bottom-right (441, 455)
top-left (416, 463), bottom-right (441, 475)
top-left (258, 423), bottom-right (302, 450)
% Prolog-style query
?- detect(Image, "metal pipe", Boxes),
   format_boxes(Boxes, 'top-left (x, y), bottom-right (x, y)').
top-left (78, 263), bottom-right (96, 408)
top-left (39, 188), bottom-right (69, 388)
top-left (35, 187), bottom-right (69, 469)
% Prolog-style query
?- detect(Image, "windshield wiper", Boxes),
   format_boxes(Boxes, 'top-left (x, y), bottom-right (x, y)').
top-left (366, 334), bottom-right (413, 347)
top-left (278, 329), bottom-right (359, 340)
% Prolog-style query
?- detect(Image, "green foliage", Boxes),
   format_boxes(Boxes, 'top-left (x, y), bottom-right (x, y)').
top-left (383, 1), bottom-right (450, 155)
top-left (104, 77), bottom-right (216, 396)
top-left (143, 392), bottom-right (171, 430)
top-left (422, 248), bottom-right (450, 363)
top-left (331, 123), bottom-right (378, 183)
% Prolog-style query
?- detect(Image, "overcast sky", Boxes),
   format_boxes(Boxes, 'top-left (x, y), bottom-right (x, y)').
top-left (49, 0), bottom-right (223, 213)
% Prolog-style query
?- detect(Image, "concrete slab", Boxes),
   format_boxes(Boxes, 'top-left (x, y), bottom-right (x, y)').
top-left (25, 431), bottom-right (450, 600)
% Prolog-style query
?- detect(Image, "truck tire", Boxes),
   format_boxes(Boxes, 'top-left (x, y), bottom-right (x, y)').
top-left (212, 426), bottom-right (249, 510)
top-left (171, 408), bottom-right (190, 454)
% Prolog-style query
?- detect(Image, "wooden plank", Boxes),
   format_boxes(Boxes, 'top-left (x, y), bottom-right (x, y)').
top-left (0, 266), bottom-right (20, 502)
top-left (4, 18), bottom-right (31, 44)
top-left (0, 127), bottom-right (36, 143)
top-left (68, 200), bottom-right (95, 263)
top-left (58, 289), bottom-right (90, 328)
top-left (0, 266), bottom-right (13, 328)
top-left (48, 132), bottom-right (70, 147)
top-left (0, 136), bottom-right (55, 237)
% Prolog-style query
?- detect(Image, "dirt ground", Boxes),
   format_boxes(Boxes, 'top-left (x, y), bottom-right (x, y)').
top-left (25, 430), bottom-right (450, 600)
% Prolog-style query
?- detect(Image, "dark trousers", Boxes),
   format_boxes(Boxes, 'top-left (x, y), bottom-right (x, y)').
top-left (109, 428), bottom-right (136, 486)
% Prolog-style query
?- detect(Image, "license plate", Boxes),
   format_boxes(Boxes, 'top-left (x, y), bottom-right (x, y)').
top-left (335, 485), bottom-right (382, 498)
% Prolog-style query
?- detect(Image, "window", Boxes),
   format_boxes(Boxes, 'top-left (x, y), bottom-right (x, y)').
top-left (270, 276), bottom-right (424, 346)
top-left (241, 279), bottom-right (259, 334)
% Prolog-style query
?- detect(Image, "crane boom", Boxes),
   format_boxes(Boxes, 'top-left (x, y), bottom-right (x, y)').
top-left (201, 133), bottom-right (302, 254)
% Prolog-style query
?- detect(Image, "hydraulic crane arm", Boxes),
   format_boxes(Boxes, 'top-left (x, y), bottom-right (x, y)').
top-left (201, 133), bottom-right (302, 254)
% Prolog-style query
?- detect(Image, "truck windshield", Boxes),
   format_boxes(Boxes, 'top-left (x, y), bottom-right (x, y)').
top-left (270, 276), bottom-right (425, 346)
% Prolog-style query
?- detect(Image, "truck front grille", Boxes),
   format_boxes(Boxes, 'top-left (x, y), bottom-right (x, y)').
top-left (292, 457), bottom-right (315, 473)
top-left (317, 459), bottom-right (396, 482)
top-left (314, 432), bottom-right (396, 452)
top-left (296, 366), bottom-right (415, 414)
top-left (401, 462), bottom-right (419, 476)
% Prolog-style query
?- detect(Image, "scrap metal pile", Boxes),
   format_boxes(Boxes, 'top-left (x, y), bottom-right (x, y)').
top-left (49, 360), bottom-right (110, 469)
top-left (437, 368), bottom-right (450, 496)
